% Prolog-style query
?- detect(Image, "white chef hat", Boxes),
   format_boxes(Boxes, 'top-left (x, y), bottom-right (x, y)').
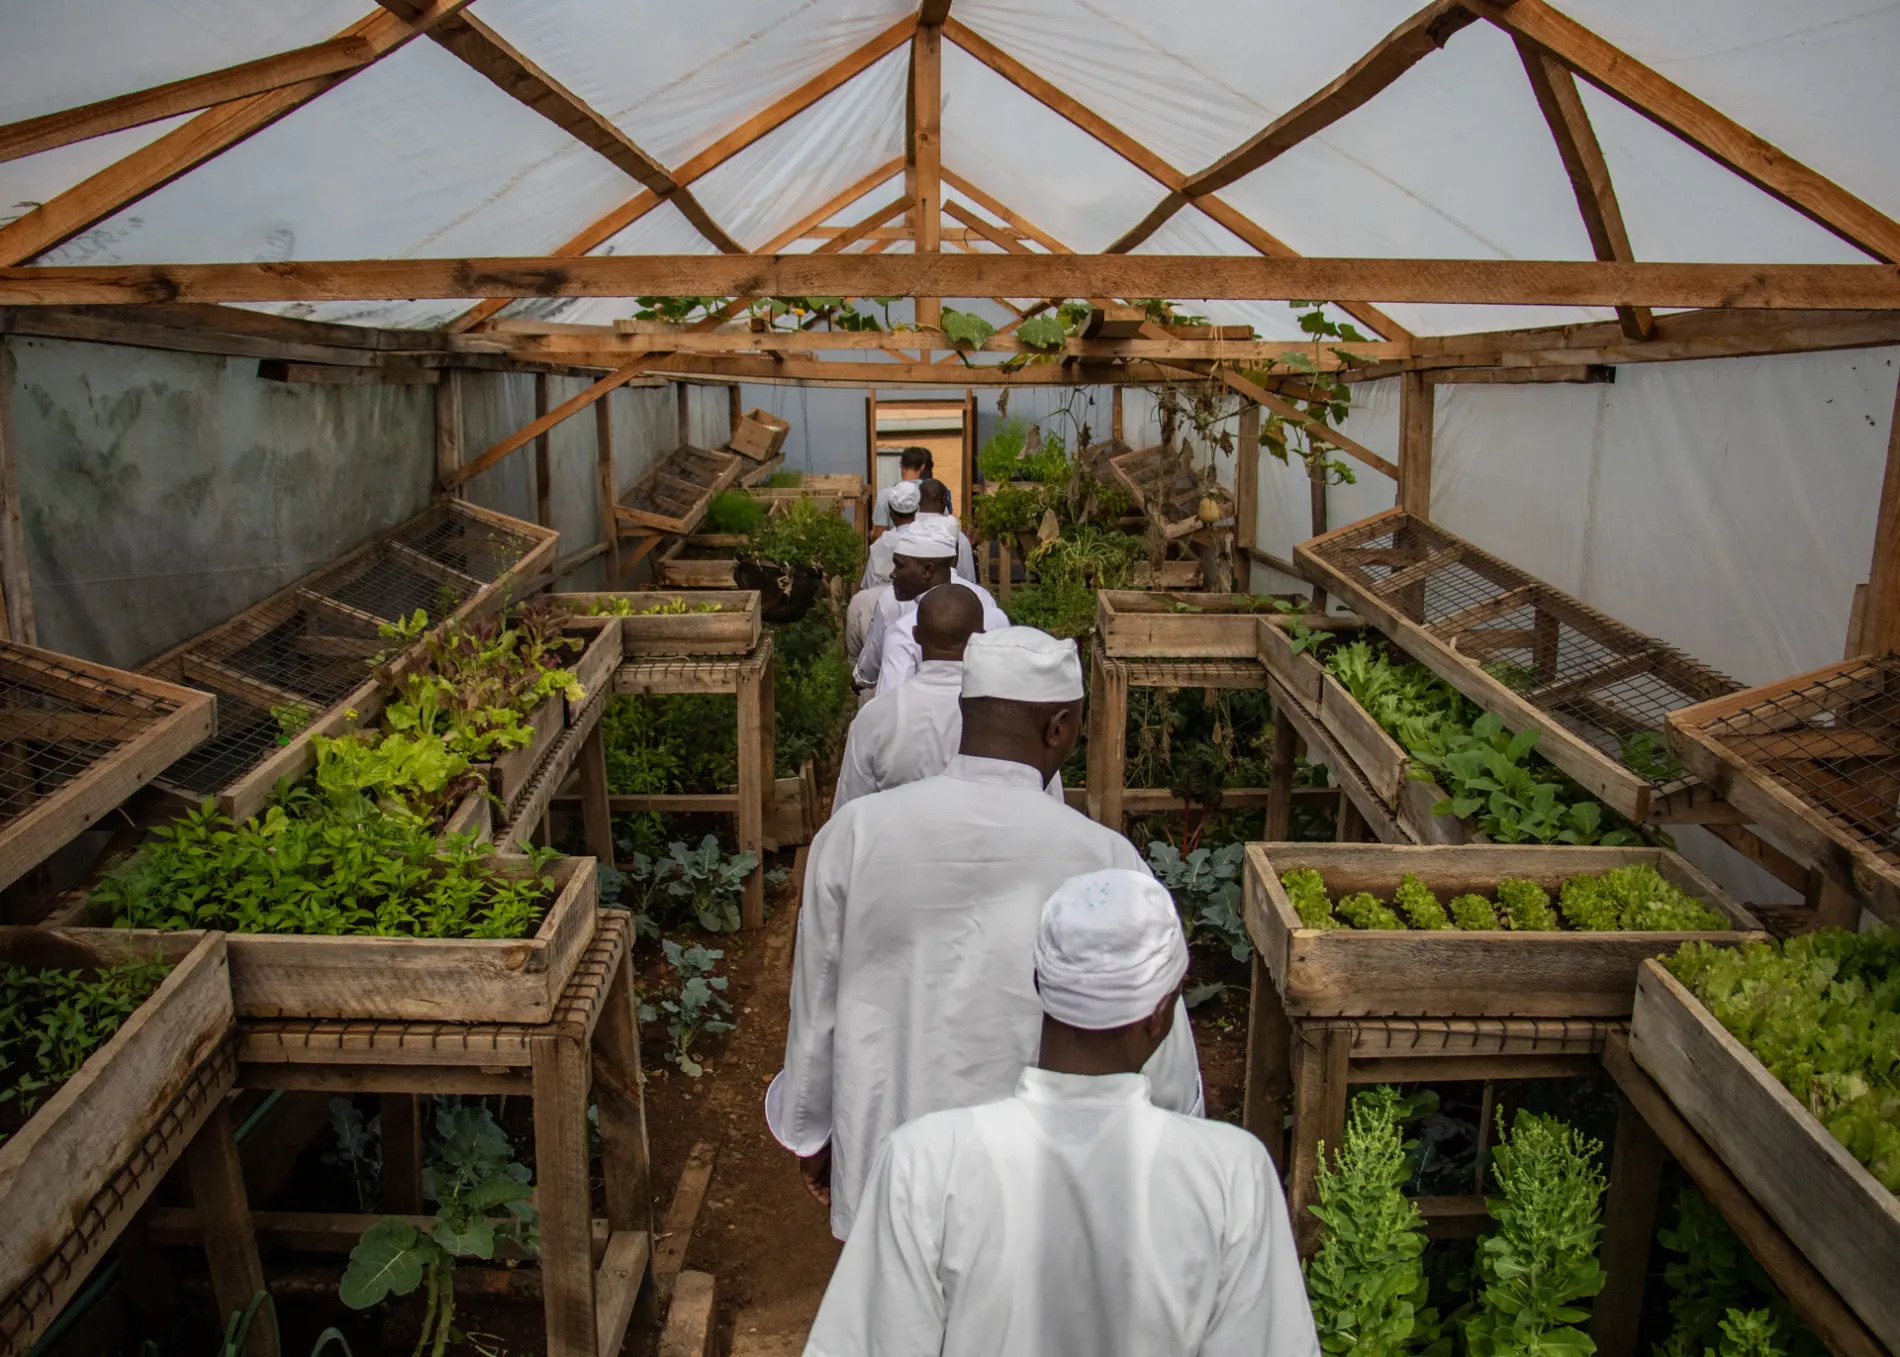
top-left (1035, 869), bottom-right (1190, 1030)
top-left (890, 515), bottom-right (960, 560)
top-left (887, 480), bottom-right (922, 514)
top-left (961, 626), bottom-right (1084, 702)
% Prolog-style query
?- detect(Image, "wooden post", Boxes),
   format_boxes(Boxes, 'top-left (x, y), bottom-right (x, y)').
top-left (1859, 368), bottom-right (1900, 654)
top-left (1308, 456), bottom-right (1328, 612)
top-left (380, 1093), bottom-right (423, 1213)
top-left (727, 383), bottom-right (743, 445)
top-left (1265, 706), bottom-right (1296, 840)
top-left (1334, 793), bottom-right (1369, 843)
top-left (1398, 370), bottom-right (1434, 517)
top-left (0, 339), bottom-right (31, 643)
top-left (576, 725), bottom-right (614, 866)
top-left (1287, 1023), bottom-right (1352, 1255)
top-left (1090, 653), bottom-right (1127, 830)
top-left (596, 396), bottom-right (619, 584)
top-left (908, 21), bottom-right (942, 331)
top-left (1592, 1090), bottom-right (1668, 1357)
top-left (594, 943), bottom-right (656, 1341)
top-left (183, 1104), bottom-right (276, 1357)
top-left (1236, 402), bottom-right (1260, 556)
top-left (533, 373), bottom-right (553, 529)
top-left (530, 1031), bottom-right (597, 1357)
top-left (961, 386), bottom-right (976, 523)
top-left (675, 379), bottom-right (691, 448)
top-left (435, 367), bottom-right (464, 496)
top-left (997, 535), bottom-right (1012, 601)
top-left (865, 387), bottom-right (879, 509)
top-left (736, 651), bottom-right (767, 930)
top-left (1242, 954), bottom-right (1293, 1172)
top-left (1111, 385), bottom-right (1124, 443)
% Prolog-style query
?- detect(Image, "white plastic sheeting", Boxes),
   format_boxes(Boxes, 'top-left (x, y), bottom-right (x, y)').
top-left (6, 1), bottom-right (1896, 335)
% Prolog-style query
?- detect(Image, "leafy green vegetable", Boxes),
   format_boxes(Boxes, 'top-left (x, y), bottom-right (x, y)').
top-left (1557, 864), bottom-right (1725, 933)
top-left (1394, 873), bottom-right (1451, 930)
top-left (1016, 312), bottom-right (1067, 351)
top-left (1337, 891), bottom-right (1405, 931)
top-left (1497, 878), bottom-right (1558, 932)
top-left (743, 496), bottom-right (865, 580)
top-left (1282, 868), bottom-right (1341, 930)
top-left (1148, 840), bottom-right (1249, 961)
top-left (638, 940), bottom-right (734, 1076)
top-left (1654, 1187), bottom-right (1823, 1357)
top-left (1449, 894), bottom-right (1502, 931)
top-left (704, 489), bottom-right (767, 535)
top-left (0, 957), bottom-right (170, 1140)
top-left (1619, 730), bottom-right (1687, 785)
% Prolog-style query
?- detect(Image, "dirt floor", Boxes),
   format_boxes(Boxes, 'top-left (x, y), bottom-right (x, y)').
top-left (632, 858), bottom-right (1253, 1356)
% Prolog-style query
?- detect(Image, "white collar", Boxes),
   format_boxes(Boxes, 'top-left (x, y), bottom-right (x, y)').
top-left (943, 753), bottom-right (1048, 792)
top-left (1017, 1067), bottom-right (1152, 1106)
top-left (912, 660), bottom-right (963, 686)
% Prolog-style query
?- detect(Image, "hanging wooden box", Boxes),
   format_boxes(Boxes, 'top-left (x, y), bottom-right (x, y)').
top-left (1630, 960), bottom-right (1900, 1346)
top-left (1244, 843), bottom-right (1762, 1018)
top-left (729, 409), bottom-right (791, 462)
top-left (552, 592), bottom-right (761, 657)
top-left (617, 445), bottom-right (744, 536)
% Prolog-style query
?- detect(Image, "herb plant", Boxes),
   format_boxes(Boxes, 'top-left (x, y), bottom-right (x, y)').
top-left (1654, 1187), bottom-right (1823, 1357)
top-left (1146, 840), bottom-right (1249, 961)
top-left (1279, 867), bottom-right (1728, 935)
top-left (743, 496), bottom-right (865, 580)
top-left (704, 489), bottom-right (767, 535)
top-left (639, 940), bottom-right (734, 1076)
top-left (0, 956), bottom-right (170, 1140)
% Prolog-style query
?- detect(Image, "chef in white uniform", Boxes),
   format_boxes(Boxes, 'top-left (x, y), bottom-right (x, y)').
top-left (913, 478), bottom-right (977, 584)
top-left (833, 586), bottom-right (1063, 810)
top-left (845, 481), bottom-right (916, 672)
top-left (854, 517), bottom-right (1005, 693)
top-left (768, 626), bottom-right (1204, 1240)
top-left (803, 868), bottom-right (1319, 1357)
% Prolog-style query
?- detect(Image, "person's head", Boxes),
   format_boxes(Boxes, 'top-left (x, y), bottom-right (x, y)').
top-left (1034, 869), bottom-right (1189, 1076)
top-left (957, 626), bottom-right (1085, 783)
top-left (916, 478), bottom-right (951, 515)
top-left (898, 446), bottom-right (932, 482)
top-left (888, 517), bottom-right (960, 601)
top-left (913, 583), bottom-right (986, 663)
top-left (887, 479), bottom-right (922, 529)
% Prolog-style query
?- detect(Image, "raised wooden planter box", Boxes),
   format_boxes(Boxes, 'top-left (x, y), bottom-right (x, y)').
top-left (87, 856), bottom-right (598, 1025)
top-left (563, 615), bottom-right (622, 721)
top-left (0, 929), bottom-right (231, 1305)
top-left (488, 694), bottom-right (565, 811)
top-left (1630, 961), bottom-right (1900, 1345)
top-left (729, 409), bottom-right (791, 462)
top-left (1256, 613), bottom-right (1367, 710)
top-left (1244, 843), bottom-right (1761, 1018)
top-left (658, 558), bottom-right (738, 590)
top-left (1096, 591), bottom-right (1297, 658)
top-left (551, 591), bottom-right (761, 657)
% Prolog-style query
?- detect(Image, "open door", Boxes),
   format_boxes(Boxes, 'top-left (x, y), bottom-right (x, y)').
top-left (870, 397), bottom-right (974, 527)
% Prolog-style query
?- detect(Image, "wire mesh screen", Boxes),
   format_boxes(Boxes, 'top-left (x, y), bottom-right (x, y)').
top-left (1308, 513), bottom-right (1739, 792)
top-left (1697, 656), bottom-right (1900, 868)
top-left (0, 652), bottom-right (183, 828)
top-left (1122, 657), bottom-right (1269, 690)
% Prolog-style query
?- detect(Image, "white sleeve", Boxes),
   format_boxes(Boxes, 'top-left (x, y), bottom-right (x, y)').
top-left (876, 627), bottom-right (920, 696)
top-left (955, 534), bottom-right (976, 584)
top-left (802, 1132), bottom-right (948, 1357)
top-left (1198, 1148), bottom-right (1321, 1357)
top-left (767, 817), bottom-right (852, 1156)
top-left (832, 706), bottom-right (883, 812)
top-left (855, 607), bottom-right (889, 687)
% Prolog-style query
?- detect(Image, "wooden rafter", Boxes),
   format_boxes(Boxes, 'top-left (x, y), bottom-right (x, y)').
top-left (1470, 0), bottom-right (1900, 264)
top-left (944, 200), bottom-right (1031, 255)
top-left (1110, 1), bottom-right (1475, 253)
top-left (487, 328), bottom-right (1402, 363)
top-left (758, 158), bottom-right (904, 254)
top-left (375, 1), bottom-right (740, 253)
top-left (15, 255), bottom-right (1891, 308)
top-left (447, 361), bottom-right (651, 489)
top-left (0, 0), bottom-right (476, 268)
top-left (919, 0), bottom-right (955, 24)
top-left (941, 169), bottom-right (1072, 255)
top-left (1221, 368), bottom-right (1398, 479)
top-left (1516, 38), bottom-right (1652, 342)
top-left (908, 17), bottom-right (944, 327)
top-left (447, 13), bottom-right (919, 332)
top-left (940, 18), bottom-right (1410, 342)
top-left (814, 196), bottom-right (913, 254)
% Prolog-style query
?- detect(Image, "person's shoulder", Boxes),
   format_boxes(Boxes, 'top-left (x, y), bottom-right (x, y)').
top-left (1153, 1105), bottom-right (1276, 1175)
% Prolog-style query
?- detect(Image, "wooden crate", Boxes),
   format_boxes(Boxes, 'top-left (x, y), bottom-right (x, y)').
top-left (0, 930), bottom-right (231, 1305)
top-left (489, 694), bottom-right (566, 811)
top-left (144, 501), bottom-right (557, 824)
top-left (617, 446), bottom-right (744, 536)
top-left (656, 558), bottom-right (737, 589)
top-left (728, 409), bottom-right (790, 462)
top-left (551, 592), bottom-right (761, 657)
top-left (1297, 509), bottom-right (1739, 823)
top-left (564, 616), bottom-right (622, 721)
top-left (1106, 443), bottom-right (1232, 531)
top-left (0, 645), bottom-right (215, 892)
top-left (1669, 654), bottom-right (1900, 928)
top-left (485, 617), bottom-right (621, 813)
top-left (1245, 843), bottom-right (1762, 1018)
top-left (1630, 961), bottom-right (1900, 1346)
top-left (1096, 592), bottom-right (1298, 658)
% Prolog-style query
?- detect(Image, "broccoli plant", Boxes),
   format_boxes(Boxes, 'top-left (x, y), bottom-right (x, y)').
top-left (1146, 840), bottom-right (1250, 962)
top-left (640, 940), bottom-right (735, 1077)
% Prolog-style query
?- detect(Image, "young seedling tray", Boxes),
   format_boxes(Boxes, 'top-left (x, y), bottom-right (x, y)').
top-left (1296, 509), bottom-right (1739, 823)
top-left (1096, 591), bottom-right (1299, 659)
top-left (483, 617), bottom-right (621, 814)
top-left (0, 928), bottom-right (231, 1307)
top-left (550, 591), bottom-right (760, 657)
top-left (1244, 843), bottom-right (1762, 1019)
top-left (1630, 960), bottom-right (1900, 1345)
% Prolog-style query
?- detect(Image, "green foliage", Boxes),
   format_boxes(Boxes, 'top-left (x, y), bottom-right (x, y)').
top-left (1304, 1086), bottom-right (1443, 1355)
top-left (0, 957), bottom-right (169, 1139)
top-left (744, 496), bottom-right (865, 580)
top-left (1450, 894), bottom-right (1502, 931)
top-left (1147, 840), bottom-right (1249, 961)
top-left (1666, 929), bottom-right (1900, 1193)
top-left (341, 1103), bottom-right (536, 1357)
top-left (1016, 312), bottom-right (1067, 351)
top-left (90, 795), bottom-right (556, 942)
top-left (1123, 682), bottom-right (1280, 807)
top-left (764, 470), bottom-right (803, 488)
top-left (1395, 873), bottom-right (1452, 930)
top-left (622, 835), bottom-right (759, 934)
top-left (639, 940), bottom-right (734, 1077)
top-left (771, 605), bottom-right (855, 777)
top-left (1000, 575), bottom-right (1097, 640)
top-left (323, 1096), bottom-right (384, 1214)
top-left (705, 489), bottom-right (768, 535)
top-left (1280, 867), bottom-right (1724, 937)
top-left (1707, 1311), bottom-right (1788, 1357)
top-left (1497, 879), bottom-right (1558, 932)
top-left (1282, 868), bottom-right (1342, 930)
top-left (972, 480), bottom-right (1048, 540)
top-left (631, 296), bottom-right (731, 324)
top-left (1619, 730), bottom-right (1686, 784)
top-left (1463, 1110), bottom-right (1606, 1357)
top-left (1557, 864), bottom-right (1726, 933)
top-left (1030, 524), bottom-right (1144, 590)
top-left (1654, 1187), bottom-right (1822, 1357)
top-left (1324, 640), bottom-right (1640, 847)
top-left (568, 595), bottom-right (725, 618)
top-left (939, 307), bottom-right (997, 353)
top-left (1337, 891), bottom-right (1405, 931)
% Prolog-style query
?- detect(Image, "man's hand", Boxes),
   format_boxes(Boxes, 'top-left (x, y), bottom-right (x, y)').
top-left (799, 1144), bottom-right (833, 1207)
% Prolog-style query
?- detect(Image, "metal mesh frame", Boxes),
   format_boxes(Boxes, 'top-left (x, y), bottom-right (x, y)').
top-left (1308, 514), bottom-right (1739, 793)
top-left (0, 651), bottom-right (186, 829)
top-left (1119, 656), bottom-right (1269, 690)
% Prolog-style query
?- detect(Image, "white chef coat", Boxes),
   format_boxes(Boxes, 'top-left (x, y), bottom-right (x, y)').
top-left (767, 754), bottom-right (1205, 1238)
top-left (844, 585), bottom-right (887, 668)
top-left (832, 661), bottom-right (1065, 810)
top-left (873, 483), bottom-right (954, 529)
top-left (869, 581), bottom-right (1010, 696)
top-left (861, 518), bottom-right (977, 590)
top-left (805, 1067), bottom-right (1318, 1357)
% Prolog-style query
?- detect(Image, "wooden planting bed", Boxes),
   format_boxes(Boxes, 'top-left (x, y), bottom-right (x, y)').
top-left (1627, 961), bottom-right (1900, 1348)
top-left (483, 615), bottom-right (621, 819)
top-left (0, 644), bottom-right (215, 892)
top-left (748, 473), bottom-right (868, 525)
top-left (0, 929), bottom-right (263, 1355)
top-left (143, 500), bottom-right (557, 825)
top-left (1296, 509), bottom-right (1740, 824)
top-left (1096, 591), bottom-right (1296, 659)
top-left (1669, 653), bottom-right (1900, 928)
top-left (550, 591), bottom-right (761, 656)
top-left (1106, 443), bottom-right (1233, 533)
top-left (616, 445), bottom-right (743, 536)
top-left (728, 408), bottom-right (790, 462)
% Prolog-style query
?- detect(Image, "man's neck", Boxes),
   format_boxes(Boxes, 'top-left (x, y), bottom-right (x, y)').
top-left (956, 737), bottom-right (1051, 783)
top-left (1038, 1017), bottom-right (1147, 1076)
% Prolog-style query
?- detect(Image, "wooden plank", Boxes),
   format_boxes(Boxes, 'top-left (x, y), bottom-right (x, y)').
top-left (736, 652), bottom-right (767, 930)
top-left (1244, 842), bottom-right (1762, 1018)
top-left (658, 1270), bottom-right (718, 1357)
top-left (595, 1229), bottom-right (652, 1357)
top-left (183, 1103), bottom-right (277, 1357)
top-left (1096, 591), bottom-right (1280, 658)
top-left (1861, 370), bottom-right (1900, 654)
top-left (1242, 952), bottom-right (1292, 1170)
top-left (1591, 1090), bottom-right (1666, 1357)
top-left (653, 1141), bottom-right (719, 1310)
top-left (0, 341), bottom-right (30, 643)
top-left (14, 260), bottom-right (1900, 315)
top-left (908, 17), bottom-right (943, 330)
top-left (435, 367), bottom-right (464, 494)
top-left (1222, 368), bottom-right (1399, 479)
top-left (450, 362), bottom-right (653, 490)
top-left (258, 359), bottom-right (440, 385)
top-left (1316, 670), bottom-right (1409, 807)
top-left (1398, 370), bottom-right (1434, 513)
top-left (531, 1028), bottom-right (598, 1357)
top-left (1287, 1023), bottom-right (1351, 1255)
top-left (1268, 676), bottom-right (1410, 846)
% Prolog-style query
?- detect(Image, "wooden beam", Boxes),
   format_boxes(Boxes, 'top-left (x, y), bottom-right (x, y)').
top-left (1471, 0), bottom-right (1900, 264)
top-left (940, 169), bottom-right (1073, 255)
top-left (11, 255), bottom-right (1894, 309)
top-left (1223, 368), bottom-right (1397, 479)
top-left (909, 19), bottom-right (943, 329)
top-left (448, 361), bottom-right (650, 490)
top-left (1398, 370), bottom-right (1434, 514)
top-left (757, 158), bottom-right (904, 255)
top-left (533, 373), bottom-right (553, 528)
top-left (434, 368), bottom-right (464, 497)
top-left (1424, 363), bottom-right (1612, 384)
top-left (1112, 2), bottom-right (1476, 249)
top-left (1236, 402), bottom-right (1260, 555)
top-left (940, 18), bottom-right (1411, 342)
top-left (0, 0), bottom-right (477, 268)
top-left (376, 2), bottom-right (740, 253)
top-left (943, 200), bottom-right (1032, 255)
top-left (446, 13), bottom-right (919, 332)
top-left (919, 0), bottom-right (955, 23)
top-left (0, 37), bottom-right (379, 164)
top-left (814, 196), bottom-right (912, 255)
top-left (1516, 39), bottom-right (1653, 341)
top-left (0, 341), bottom-right (31, 643)
top-left (257, 360), bottom-right (438, 385)
top-left (1861, 367), bottom-right (1900, 654)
